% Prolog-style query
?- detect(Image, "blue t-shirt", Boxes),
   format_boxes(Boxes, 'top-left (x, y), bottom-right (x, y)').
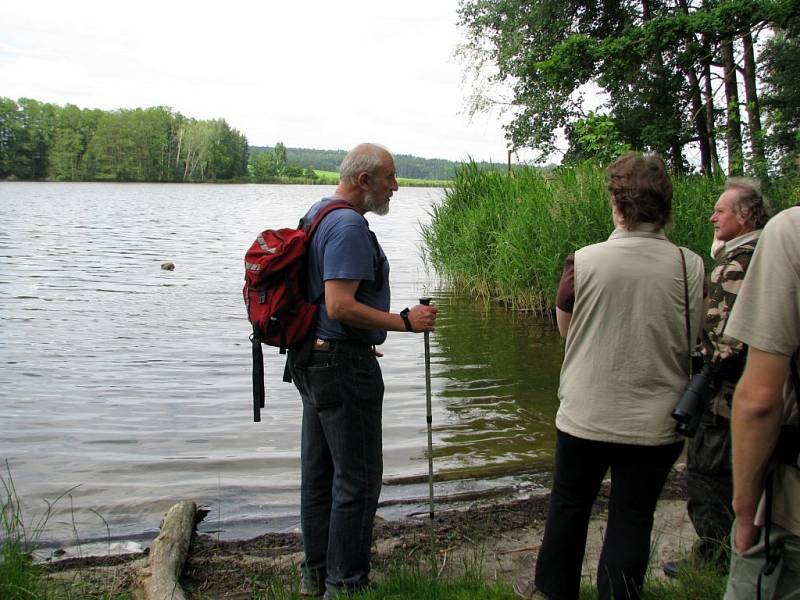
top-left (305, 198), bottom-right (390, 345)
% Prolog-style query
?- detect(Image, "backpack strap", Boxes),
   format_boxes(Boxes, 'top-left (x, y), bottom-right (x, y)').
top-left (282, 201), bottom-right (358, 385)
top-left (790, 350), bottom-right (800, 416)
top-left (300, 200), bottom-right (358, 301)
top-left (251, 323), bottom-right (265, 422)
top-left (302, 200), bottom-right (357, 238)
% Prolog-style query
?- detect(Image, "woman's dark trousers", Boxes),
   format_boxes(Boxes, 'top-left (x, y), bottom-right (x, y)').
top-left (534, 429), bottom-right (683, 600)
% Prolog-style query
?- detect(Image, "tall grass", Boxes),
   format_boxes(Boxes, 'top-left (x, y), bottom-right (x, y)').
top-left (422, 162), bottom-right (795, 314)
top-left (0, 466), bottom-right (127, 600)
top-left (1, 466), bottom-right (53, 599)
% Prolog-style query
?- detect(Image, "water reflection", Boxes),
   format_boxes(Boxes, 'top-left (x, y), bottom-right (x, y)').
top-left (428, 291), bottom-right (564, 475)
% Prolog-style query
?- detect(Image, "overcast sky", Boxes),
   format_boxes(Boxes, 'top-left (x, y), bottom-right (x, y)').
top-left (1, 0), bottom-right (541, 164)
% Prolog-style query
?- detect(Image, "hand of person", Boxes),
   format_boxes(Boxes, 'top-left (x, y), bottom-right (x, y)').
top-left (734, 517), bottom-right (761, 553)
top-left (408, 303), bottom-right (437, 332)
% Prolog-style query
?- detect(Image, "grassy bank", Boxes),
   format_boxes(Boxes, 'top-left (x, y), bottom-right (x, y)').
top-left (3, 485), bottom-right (727, 599)
top-left (421, 162), bottom-right (797, 314)
top-left (249, 567), bottom-right (724, 599)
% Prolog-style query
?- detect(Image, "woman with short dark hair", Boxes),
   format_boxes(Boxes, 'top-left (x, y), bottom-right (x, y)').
top-left (513, 153), bottom-right (705, 600)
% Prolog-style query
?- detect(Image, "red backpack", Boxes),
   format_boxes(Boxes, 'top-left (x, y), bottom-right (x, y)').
top-left (243, 201), bottom-right (355, 421)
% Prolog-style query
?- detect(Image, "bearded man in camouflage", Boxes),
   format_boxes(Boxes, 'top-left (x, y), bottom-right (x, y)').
top-left (666, 178), bottom-right (770, 577)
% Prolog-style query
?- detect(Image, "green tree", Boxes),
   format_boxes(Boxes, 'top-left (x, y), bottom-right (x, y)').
top-left (458, 0), bottom-right (798, 174)
top-left (14, 98), bottom-right (58, 178)
top-left (0, 98), bottom-right (24, 178)
top-left (250, 151), bottom-right (280, 181)
top-left (206, 119), bottom-right (249, 179)
top-left (49, 104), bottom-right (101, 180)
top-left (50, 128), bottom-right (83, 180)
top-left (761, 29), bottom-right (800, 176)
top-left (564, 113), bottom-right (631, 166)
top-left (283, 164), bottom-right (304, 177)
top-left (274, 141), bottom-right (287, 166)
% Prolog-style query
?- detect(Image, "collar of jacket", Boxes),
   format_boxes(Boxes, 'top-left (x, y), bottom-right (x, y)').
top-left (721, 229), bottom-right (762, 257)
top-left (608, 222), bottom-right (666, 241)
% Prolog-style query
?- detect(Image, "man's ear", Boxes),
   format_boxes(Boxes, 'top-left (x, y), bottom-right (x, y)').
top-left (357, 172), bottom-right (369, 188)
top-left (738, 207), bottom-right (751, 225)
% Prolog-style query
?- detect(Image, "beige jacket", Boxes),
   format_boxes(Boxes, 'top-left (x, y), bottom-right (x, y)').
top-left (556, 224), bottom-right (705, 445)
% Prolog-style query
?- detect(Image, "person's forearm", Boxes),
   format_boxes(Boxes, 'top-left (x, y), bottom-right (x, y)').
top-left (555, 308), bottom-right (572, 338)
top-left (731, 390), bottom-right (783, 552)
top-left (731, 394), bottom-right (782, 519)
top-left (327, 295), bottom-right (405, 332)
top-left (730, 349), bottom-right (789, 550)
top-left (324, 280), bottom-right (436, 334)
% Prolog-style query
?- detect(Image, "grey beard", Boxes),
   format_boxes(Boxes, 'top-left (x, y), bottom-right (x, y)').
top-left (363, 192), bottom-right (390, 216)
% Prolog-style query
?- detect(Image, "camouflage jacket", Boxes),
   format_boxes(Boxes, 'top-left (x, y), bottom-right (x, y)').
top-left (700, 230), bottom-right (762, 418)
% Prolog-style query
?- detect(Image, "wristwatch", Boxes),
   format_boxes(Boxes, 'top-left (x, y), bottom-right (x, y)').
top-left (400, 307), bottom-right (413, 332)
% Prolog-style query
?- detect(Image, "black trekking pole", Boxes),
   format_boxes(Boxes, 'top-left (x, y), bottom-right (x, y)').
top-left (419, 297), bottom-right (435, 521)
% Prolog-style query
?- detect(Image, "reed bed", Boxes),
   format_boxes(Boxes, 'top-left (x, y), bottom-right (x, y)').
top-left (422, 162), bottom-right (794, 314)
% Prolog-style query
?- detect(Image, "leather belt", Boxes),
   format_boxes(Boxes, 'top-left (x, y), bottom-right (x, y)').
top-left (313, 338), bottom-right (372, 353)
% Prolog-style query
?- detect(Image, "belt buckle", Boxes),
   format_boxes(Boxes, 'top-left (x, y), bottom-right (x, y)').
top-left (313, 338), bottom-right (331, 352)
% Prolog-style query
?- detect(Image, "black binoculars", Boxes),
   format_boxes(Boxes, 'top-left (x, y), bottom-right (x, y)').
top-left (672, 352), bottom-right (714, 438)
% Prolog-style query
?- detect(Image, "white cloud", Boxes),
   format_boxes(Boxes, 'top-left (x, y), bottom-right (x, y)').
top-left (0, 0), bottom-right (528, 163)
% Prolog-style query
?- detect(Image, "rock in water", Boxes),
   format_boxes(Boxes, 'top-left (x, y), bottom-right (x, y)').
top-left (161, 262), bottom-right (175, 271)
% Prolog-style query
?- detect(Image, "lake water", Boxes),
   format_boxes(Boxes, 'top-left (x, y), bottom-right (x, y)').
top-left (0, 182), bottom-right (563, 555)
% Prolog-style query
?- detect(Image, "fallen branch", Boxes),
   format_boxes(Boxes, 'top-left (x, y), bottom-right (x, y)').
top-left (135, 500), bottom-right (198, 600)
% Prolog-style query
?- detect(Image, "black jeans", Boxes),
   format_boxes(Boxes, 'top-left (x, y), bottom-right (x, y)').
top-left (289, 341), bottom-right (385, 597)
top-left (534, 429), bottom-right (683, 600)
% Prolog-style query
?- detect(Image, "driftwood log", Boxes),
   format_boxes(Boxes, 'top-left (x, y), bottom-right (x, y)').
top-left (135, 500), bottom-right (198, 600)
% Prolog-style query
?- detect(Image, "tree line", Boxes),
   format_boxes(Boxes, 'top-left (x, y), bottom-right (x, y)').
top-left (0, 98), bottom-right (249, 182)
top-left (1, 96), bottom-right (521, 184)
top-left (458, 0), bottom-right (800, 179)
top-left (250, 145), bottom-right (511, 181)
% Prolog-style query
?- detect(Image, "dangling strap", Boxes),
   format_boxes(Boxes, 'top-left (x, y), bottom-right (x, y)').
top-left (790, 350), bottom-right (800, 417)
top-left (679, 248), bottom-right (692, 376)
top-left (251, 324), bottom-right (265, 422)
top-left (757, 464), bottom-right (784, 600)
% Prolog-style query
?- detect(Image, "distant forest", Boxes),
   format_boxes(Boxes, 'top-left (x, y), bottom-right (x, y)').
top-left (250, 145), bottom-right (508, 181)
top-left (0, 98), bottom-right (250, 182)
top-left (0, 96), bottom-right (510, 183)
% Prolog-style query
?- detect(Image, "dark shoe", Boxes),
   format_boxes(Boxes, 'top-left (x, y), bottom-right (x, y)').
top-left (662, 559), bottom-right (687, 579)
top-left (322, 582), bottom-right (373, 599)
top-left (513, 576), bottom-right (548, 599)
top-left (300, 579), bottom-right (324, 597)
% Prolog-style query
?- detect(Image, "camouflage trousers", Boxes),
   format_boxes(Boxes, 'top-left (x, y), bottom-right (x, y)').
top-left (686, 419), bottom-right (734, 564)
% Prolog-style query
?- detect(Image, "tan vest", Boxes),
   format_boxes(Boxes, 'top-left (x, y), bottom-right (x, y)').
top-left (556, 225), bottom-right (705, 445)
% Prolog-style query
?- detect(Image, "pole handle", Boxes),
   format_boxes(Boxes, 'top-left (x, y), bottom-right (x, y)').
top-left (419, 297), bottom-right (432, 306)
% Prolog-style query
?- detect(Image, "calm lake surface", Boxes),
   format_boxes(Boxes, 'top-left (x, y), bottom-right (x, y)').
top-left (0, 182), bottom-right (563, 554)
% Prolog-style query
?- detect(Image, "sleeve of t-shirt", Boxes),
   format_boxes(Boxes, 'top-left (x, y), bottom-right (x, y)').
top-left (556, 253), bottom-right (576, 313)
top-left (321, 214), bottom-right (376, 283)
top-left (726, 209), bottom-right (800, 357)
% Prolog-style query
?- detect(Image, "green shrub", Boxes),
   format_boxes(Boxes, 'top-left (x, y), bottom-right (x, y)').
top-left (423, 162), bottom-right (795, 313)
